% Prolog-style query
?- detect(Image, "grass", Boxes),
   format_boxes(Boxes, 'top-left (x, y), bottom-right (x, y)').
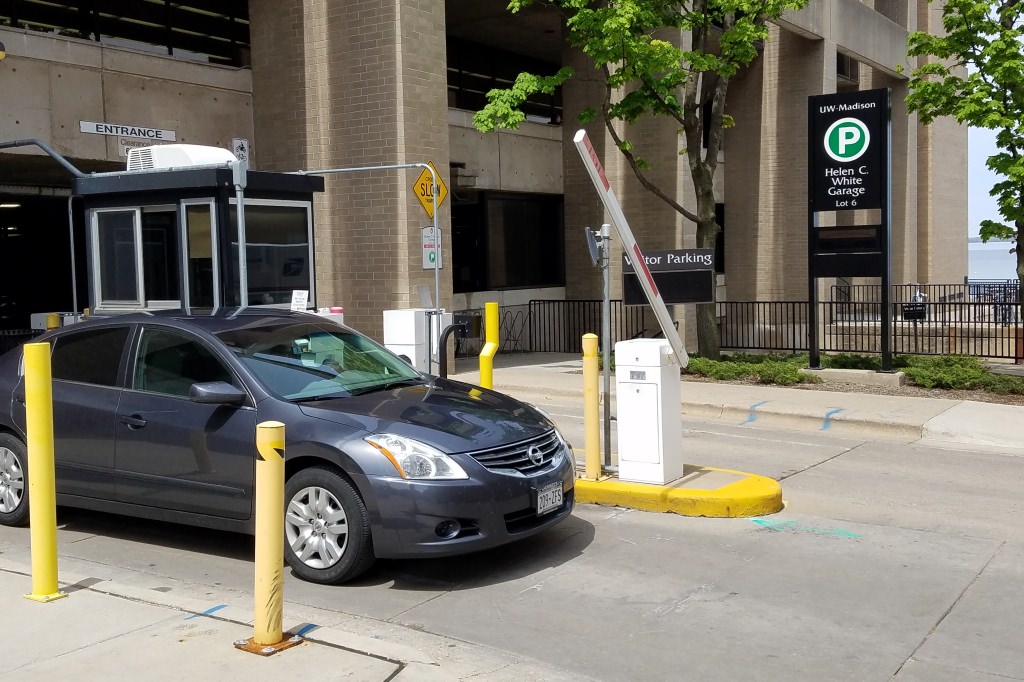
top-left (677, 352), bottom-right (1024, 395)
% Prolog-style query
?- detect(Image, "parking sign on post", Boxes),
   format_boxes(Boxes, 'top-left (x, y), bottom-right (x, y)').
top-left (421, 226), bottom-right (442, 269)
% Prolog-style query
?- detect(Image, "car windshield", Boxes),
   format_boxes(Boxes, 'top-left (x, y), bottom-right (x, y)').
top-left (216, 321), bottom-right (424, 401)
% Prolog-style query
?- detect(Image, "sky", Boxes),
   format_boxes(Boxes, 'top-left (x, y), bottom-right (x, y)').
top-left (968, 126), bottom-right (1001, 240)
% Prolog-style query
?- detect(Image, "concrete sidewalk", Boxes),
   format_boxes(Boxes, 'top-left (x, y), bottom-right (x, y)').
top-left (0, 548), bottom-right (586, 682)
top-left (448, 353), bottom-right (1021, 450)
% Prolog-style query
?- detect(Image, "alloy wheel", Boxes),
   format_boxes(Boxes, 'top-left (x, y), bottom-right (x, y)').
top-left (0, 446), bottom-right (25, 514)
top-left (285, 485), bottom-right (350, 569)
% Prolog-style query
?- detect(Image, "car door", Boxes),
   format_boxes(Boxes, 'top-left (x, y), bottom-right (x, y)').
top-left (24, 325), bottom-right (132, 500)
top-left (114, 325), bottom-right (256, 519)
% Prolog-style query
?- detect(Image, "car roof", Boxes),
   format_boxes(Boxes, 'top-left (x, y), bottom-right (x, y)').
top-left (61, 308), bottom-right (326, 336)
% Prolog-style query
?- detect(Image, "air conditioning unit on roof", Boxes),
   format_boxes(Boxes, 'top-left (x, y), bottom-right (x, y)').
top-left (126, 144), bottom-right (237, 171)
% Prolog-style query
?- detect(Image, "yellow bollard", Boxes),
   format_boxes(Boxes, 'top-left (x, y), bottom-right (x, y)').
top-left (254, 421), bottom-right (285, 647)
top-left (479, 302), bottom-right (499, 390)
top-left (23, 342), bottom-right (67, 603)
top-left (45, 314), bottom-right (59, 331)
top-left (582, 334), bottom-right (601, 480)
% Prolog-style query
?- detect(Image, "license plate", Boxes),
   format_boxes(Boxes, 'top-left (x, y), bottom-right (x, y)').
top-left (535, 482), bottom-right (563, 516)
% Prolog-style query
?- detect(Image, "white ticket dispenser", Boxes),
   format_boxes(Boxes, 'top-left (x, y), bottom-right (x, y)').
top-left (614, 338), bottom-right (683, 484)
top-left (383, 308), bottom-right (452, 373)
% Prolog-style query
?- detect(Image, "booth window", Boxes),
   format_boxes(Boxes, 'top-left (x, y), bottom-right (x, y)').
top-left (94, 209), bottom-right (142, 307)
top-left (224, 201), bottom-right (314, 306)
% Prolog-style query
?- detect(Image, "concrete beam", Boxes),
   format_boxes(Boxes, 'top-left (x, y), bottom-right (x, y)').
top-left (776, 0), bottom-right (911, 80)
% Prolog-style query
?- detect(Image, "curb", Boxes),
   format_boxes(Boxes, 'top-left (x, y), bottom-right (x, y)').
top-left (492, 382), bottom-right (931, 443)
top-left (575, 465), bottom-right (784, 518)
top-left (680, 401), bottom-right (927, 443)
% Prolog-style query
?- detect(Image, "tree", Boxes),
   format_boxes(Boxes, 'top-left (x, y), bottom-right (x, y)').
top-left (473, 0), bottom-right (809, 360)
top-left (906, 0), bottom-right (1024, 309)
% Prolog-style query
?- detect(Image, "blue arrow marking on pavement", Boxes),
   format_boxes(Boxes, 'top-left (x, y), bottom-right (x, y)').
top-left (185, 604), bottom-right (227, 620)
top-left (742, 401), bottom-right (768, 425)
top-left (752, 518), bottom-right (861, 539)
top-left (821, 408), bottom-right (844, 430)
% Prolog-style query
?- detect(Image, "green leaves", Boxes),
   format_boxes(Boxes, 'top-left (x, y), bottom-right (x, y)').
top-left (907, 0), bottom-right (1024, 250)
top-left (474, 0), bottom-right (810, 139)
top-left (473, 67), bottom-right (573, 133)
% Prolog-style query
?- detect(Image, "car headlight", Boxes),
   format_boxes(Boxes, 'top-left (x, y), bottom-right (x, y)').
top-left (365, 434), bottom-right (468, 480)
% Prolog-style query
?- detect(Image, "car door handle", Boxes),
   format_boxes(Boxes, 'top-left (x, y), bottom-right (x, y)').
top-left (120, 414), bottom-right (148, 429)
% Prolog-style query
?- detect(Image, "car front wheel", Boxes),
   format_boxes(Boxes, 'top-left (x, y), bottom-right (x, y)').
top-left (0, 433), bottom-right (29, 527)
top-left (284, 466), bottom-right (375, 584)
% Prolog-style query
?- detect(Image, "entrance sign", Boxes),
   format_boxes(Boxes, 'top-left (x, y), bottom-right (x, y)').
top-left (421, 226), bottom-right (442, 269)
top-left (573, 129), bottom-right (688, 367)
top-left (810, 90), bottom-right (886, 212)
top-left (623, 249), bottom-right (715, 306)
top-left (413, 162), bottom-right (448, 219)
top-left (807, 88), bottom-right (892, 370)
top-left (80, 121), bottom-right (176, 141)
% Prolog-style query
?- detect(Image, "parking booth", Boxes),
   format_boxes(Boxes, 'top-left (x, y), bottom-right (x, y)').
top-left (71, 146), bottom-right (325, 315)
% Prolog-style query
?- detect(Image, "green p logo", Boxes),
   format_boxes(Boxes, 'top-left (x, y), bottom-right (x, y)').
top-left (824, 117), bottom-right (870, 162)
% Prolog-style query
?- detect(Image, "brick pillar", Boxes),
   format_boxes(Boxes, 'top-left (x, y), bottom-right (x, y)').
top-left (250, 0), bottom-right (450, 340)
top-left (914, 0), bottom-right (968, 283)
top-left (725, 26), bottom-right (832, 301)
top-left (562, 45), bottom-right (610, 302)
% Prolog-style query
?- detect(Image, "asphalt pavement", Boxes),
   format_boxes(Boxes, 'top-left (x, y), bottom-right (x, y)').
top-left (3, 352), bottom-right (1020, 681)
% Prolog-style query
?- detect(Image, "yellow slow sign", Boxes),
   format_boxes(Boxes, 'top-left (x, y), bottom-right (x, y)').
top-left (413, 162), bottom-right (448, 219)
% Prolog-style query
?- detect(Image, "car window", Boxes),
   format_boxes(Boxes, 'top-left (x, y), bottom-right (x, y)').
top-left (51, 326), bottom-right (130, 387)
top-left (217, 322), bottom-right (423, 400)
top-left (134, 328), bottom-right (233, 398)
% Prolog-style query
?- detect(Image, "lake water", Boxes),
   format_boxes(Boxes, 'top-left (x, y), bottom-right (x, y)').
top-left (968, 241), bottom-right (1017, 280)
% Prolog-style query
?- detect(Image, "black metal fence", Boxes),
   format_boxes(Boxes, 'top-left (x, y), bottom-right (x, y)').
top-left (447, 283), bottom-right (1024, 360)
top-left (528, 299), bottom-right (646, 353)
top-left (719, 299), bottom-right (1022, 360)
top-left (454, 299), bottom-right (647, 356)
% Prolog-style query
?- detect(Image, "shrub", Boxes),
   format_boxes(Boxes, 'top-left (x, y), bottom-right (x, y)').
top-left (900, 355), bottom-right (989, 389)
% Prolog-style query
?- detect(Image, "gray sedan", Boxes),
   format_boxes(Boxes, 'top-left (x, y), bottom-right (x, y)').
top-left (0, 309), bottom-right (575, 584)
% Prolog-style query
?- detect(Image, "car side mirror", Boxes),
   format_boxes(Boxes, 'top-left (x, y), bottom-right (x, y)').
top-left (190, 381), bottom-right (247, 406)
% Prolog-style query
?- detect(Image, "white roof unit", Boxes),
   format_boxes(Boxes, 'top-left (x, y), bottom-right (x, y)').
top-left (126, 144), bottom-right (237, 171)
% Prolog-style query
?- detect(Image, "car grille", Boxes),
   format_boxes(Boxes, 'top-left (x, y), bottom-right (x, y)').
top-left (468, 430), bottom-right (562, 475)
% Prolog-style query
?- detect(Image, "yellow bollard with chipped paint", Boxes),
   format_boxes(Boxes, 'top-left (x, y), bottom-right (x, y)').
top-left (23, 342), bottom-right (67, 603)
top-left (235, 421), bottom-right (299, 655)
top-left (582, 333), bottom-right (601, 480)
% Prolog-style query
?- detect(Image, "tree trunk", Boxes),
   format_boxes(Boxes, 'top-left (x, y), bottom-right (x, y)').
top-left (695, 213), bottom-right (720, 359)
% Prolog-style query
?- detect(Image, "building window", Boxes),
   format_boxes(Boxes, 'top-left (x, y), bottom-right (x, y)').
top-left (225, 200), bottom-right (314, 307)
top-left (447, 38), bottom-right (563, 125)
top-left (453, 192), bottom-right (564, 293)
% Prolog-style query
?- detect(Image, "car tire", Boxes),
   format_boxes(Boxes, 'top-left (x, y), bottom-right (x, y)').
top-left (0, 433), bottom-right (29, 527)
top-left (284, 466), bottom-right (375, 584)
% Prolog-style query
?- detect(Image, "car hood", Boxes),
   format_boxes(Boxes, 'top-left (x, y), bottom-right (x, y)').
top-left (296, 377), bottom-right (553, 452)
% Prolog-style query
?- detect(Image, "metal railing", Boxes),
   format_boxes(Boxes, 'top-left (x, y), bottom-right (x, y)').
top-left (528, 299), bottom-right (646, 354)
top-left (718, 300), bottom-right (1023, 360)
top-left (453, 288), bottom-right (1024, 361)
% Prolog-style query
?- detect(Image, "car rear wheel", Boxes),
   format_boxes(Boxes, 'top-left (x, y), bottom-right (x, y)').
top-left (0, 434), bottom-right (29, 527)
top-left (284, 466), bottom-right (375, 584)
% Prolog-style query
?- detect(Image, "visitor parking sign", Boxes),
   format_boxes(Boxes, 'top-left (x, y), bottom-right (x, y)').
top-left (809, 89), bottom-right (889, 211)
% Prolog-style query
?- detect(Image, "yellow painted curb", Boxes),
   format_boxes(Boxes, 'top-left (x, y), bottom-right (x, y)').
top-left (574, 465), bottom-right (783, 518)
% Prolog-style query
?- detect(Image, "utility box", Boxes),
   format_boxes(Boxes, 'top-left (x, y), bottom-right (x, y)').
top-left (614, 339), bottom-right (683, 484)
top-left (383, 308), bottom-right (452, 373)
